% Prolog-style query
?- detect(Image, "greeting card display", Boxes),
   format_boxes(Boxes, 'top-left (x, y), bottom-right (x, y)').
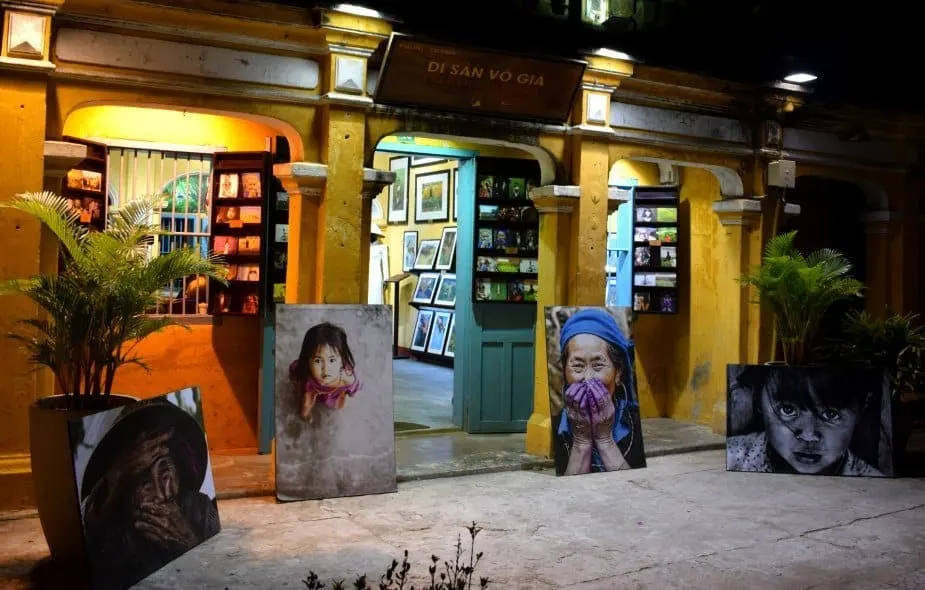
top-left (630, 187), bottom-right (680, 314)
top-left (208, 151), bottom-right (273, 316)
top-left (472, 157), bottom-right (540, 304)
top-left (61, 137), bottom-right (108, 232)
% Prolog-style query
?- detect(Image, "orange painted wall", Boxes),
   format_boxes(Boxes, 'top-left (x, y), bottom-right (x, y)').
top-left (111, 320), bottom-right (261, 453)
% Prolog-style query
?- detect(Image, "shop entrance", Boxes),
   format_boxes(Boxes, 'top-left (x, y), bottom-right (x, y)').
top-left (370, 135), bottom-right (546, 434)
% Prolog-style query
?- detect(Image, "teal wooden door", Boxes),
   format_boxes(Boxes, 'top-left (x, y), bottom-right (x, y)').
top-left (458, 157), bottom-right (537, 433)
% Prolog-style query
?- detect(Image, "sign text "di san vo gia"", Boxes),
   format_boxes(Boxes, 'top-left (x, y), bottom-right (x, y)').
top-left (375, 37), bottom-right (586, 124)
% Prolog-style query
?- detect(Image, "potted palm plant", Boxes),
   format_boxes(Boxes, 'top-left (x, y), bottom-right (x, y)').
top-left (820, 310), bottom-right (925, 468)
top-left (0, 191), bottom-right (225, 566)
top-left (738, 230), bottom-right (865, 366)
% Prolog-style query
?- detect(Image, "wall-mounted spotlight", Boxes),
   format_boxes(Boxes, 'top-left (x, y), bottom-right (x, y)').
top-left (783, 72), bottom-right (818, 84)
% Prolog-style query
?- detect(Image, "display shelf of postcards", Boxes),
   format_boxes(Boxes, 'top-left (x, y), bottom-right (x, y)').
top-left (472, 156), bottom-right (540, 304)
top-left (269, 179), bottom-right (290, 307)
top-left (208, 151), bottom-right (274, 317)
top-left (631, 186), bottom-right (680, 314)
top-left (61, 136), bottom-right (108, 232)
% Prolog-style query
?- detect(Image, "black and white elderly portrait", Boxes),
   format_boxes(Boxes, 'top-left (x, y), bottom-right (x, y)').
top-left (275, 304), bottom-right (397, 501)
top-left (68, 388), bottom-right (220, 590)
top-left (726, 364), bottom-right (893, 477)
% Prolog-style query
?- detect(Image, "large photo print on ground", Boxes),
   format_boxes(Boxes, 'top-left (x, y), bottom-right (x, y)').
top-left (68, 387), bottom-right (220, 590)
top-left (545, 306), bottom-right (647, 476)
top-left (274, 304), bottom-right (397, 502)
top-left (726, 364), bottom-right (893, 477)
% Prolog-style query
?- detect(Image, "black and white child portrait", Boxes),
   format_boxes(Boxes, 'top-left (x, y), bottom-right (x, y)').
top-left (726, 364), bottom-right (892, 477)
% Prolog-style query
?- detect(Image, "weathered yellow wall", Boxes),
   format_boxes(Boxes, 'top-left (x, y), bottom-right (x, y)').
top-left (608, 161), bottom-right (724, 428)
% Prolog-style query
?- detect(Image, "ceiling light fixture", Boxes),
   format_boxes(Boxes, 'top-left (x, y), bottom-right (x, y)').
top-left (783, 72), bottom-right (818, 84)
top-left (332, 3), bottom-right (382, 18)
top-left (593, 48), bottom-right (635, 62)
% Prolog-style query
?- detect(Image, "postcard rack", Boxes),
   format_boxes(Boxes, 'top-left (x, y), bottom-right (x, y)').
top-left (472, 156), bottom-right (540, 304)
top-left (630, 186), bottom-right (681, 314)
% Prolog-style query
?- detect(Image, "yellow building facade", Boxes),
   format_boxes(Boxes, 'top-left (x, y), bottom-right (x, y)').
top-left (0, 0), bottom-right (921, 510)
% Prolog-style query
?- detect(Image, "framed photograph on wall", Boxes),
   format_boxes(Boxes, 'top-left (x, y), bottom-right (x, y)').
top-left (388, 156), bottom-right (409, 224)
top-left (453, 168), bottom-right (459, 221)
top-left (402, 231), bottom-right (418, 272)
top-left (411, 156), bottom-right (445, 166)
top-left (414, 170), bottom-right (450, 223)
top-left (410, 309), bottom-right (434, 352)
top-left (426, 310), bottom-right (452, 355)
top-left (412, 272), bottom-right (440, 304)
top-left (413, 238), bottom-right (440, 270)
top-left (434, 273), bottom-right (457, 306)
top-left (444, 314), bottom-right (456, 357)
top-left (435, 226), bottom-right (458, 270)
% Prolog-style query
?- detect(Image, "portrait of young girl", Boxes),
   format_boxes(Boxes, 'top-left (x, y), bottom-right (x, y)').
top-left (726, 364), bottom-right (891, 477)
top-left (289, 322), bottom-right (362, 422)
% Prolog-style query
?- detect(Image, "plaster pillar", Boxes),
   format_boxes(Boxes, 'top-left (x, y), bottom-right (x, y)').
top-left (0, 0), bottom-right (61, 511)
top-left (711, 198), bottom-right (763, 433)
top-left (315, 9), bottom-right (384, 304)
top-left (862, 211), bottom-right (902, 316)
top-left (274, 162), bottom-right (328, 303)
top-left (525, 186), bottom-right (579, 457)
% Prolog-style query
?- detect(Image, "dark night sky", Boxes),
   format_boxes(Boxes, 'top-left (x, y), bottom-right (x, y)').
top-left (275, 0), bottom-right (922, 113)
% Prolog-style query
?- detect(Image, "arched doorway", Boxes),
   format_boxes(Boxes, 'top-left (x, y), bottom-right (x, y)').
top-left (368, 132), bottom-right (557, 434)
top-left (61, 103), bottom-right (305, 454)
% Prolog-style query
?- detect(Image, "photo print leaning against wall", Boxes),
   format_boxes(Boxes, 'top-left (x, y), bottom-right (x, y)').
top-left (726, 364), bottom-right (893, 477)
top-left (545, 307), bottom-right (647, 476)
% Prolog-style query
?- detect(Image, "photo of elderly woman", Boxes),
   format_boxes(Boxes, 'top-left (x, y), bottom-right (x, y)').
top-left (545, 307), bottom-right (647, 476)
top-left (726, 364), bottom-right (892, 477)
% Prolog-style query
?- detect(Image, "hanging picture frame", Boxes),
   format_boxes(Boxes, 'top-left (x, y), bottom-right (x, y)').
top-left (443, 313), bottom-right (456, 357)
top-left (412, 272), bottom-right (440, 304)
top-left (435, 226), bottom-right (458, 270)
top-left (402, 230), bottom-right (418, 272)
top-left (434, 273), bottom-right (457, 306)
top-left (413, 238), bottom-right (440, 270)
top-left (388, 156), bottom-right (409, 224)
top-left (414, 170), bottom-right (450, 223)
top-left (410, 309), bottom-right (434, 352)
top-left (426, 310), bottom-right (453, 355)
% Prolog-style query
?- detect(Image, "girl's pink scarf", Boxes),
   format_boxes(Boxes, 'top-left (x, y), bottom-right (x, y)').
top-left (303, 374), bottom-right (361, 408)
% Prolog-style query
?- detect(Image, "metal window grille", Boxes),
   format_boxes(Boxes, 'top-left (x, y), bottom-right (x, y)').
top-left (106, 147), bottom-right (214, 316)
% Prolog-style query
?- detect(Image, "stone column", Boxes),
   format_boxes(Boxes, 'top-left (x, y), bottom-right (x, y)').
top-left (274, 162), bottom-right (328, 304)
top-left (525, 186), bottom-right (579, 457)
top-left (862, 211), bottom-right (902, 316)
top-left (711, 198), bottom-right (763, 433)
top-left (0, 0), bottom-right (61, 511)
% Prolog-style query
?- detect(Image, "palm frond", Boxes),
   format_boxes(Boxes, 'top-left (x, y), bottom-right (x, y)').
top-left (0, 192), bottom-right (87, 263)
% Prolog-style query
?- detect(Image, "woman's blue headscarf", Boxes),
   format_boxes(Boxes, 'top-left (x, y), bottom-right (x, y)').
top-left (557, 308), bottom-right (637, 448)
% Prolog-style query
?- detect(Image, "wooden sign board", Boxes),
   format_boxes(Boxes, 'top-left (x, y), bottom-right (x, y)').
top-left (375, 35), bottom-right (586, 124)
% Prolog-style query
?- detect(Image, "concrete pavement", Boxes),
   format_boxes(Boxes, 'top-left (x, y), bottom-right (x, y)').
top-left (3, 449), bottom-right (925, 589)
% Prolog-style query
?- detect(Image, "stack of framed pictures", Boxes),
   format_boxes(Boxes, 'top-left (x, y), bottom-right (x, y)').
top-left (208, 151), bottom-right (274, 317)
top-left (406, 226), bottom-right (457, 365)
top-left (472, 157), bottom-right (540, 304)
top-left (61, 136), bottom-right (108, 232)
top-left (630, 186), bottom-right (680, 314)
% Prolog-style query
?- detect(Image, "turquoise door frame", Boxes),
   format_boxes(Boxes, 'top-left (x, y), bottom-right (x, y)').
top-left (377, 142), bottom-right (478, 430)
top-left (613, 181), bottom-right (638, 308)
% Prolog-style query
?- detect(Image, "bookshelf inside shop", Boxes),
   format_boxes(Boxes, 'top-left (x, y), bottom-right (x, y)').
top-left (472, 157), bottom-right (540, 304)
